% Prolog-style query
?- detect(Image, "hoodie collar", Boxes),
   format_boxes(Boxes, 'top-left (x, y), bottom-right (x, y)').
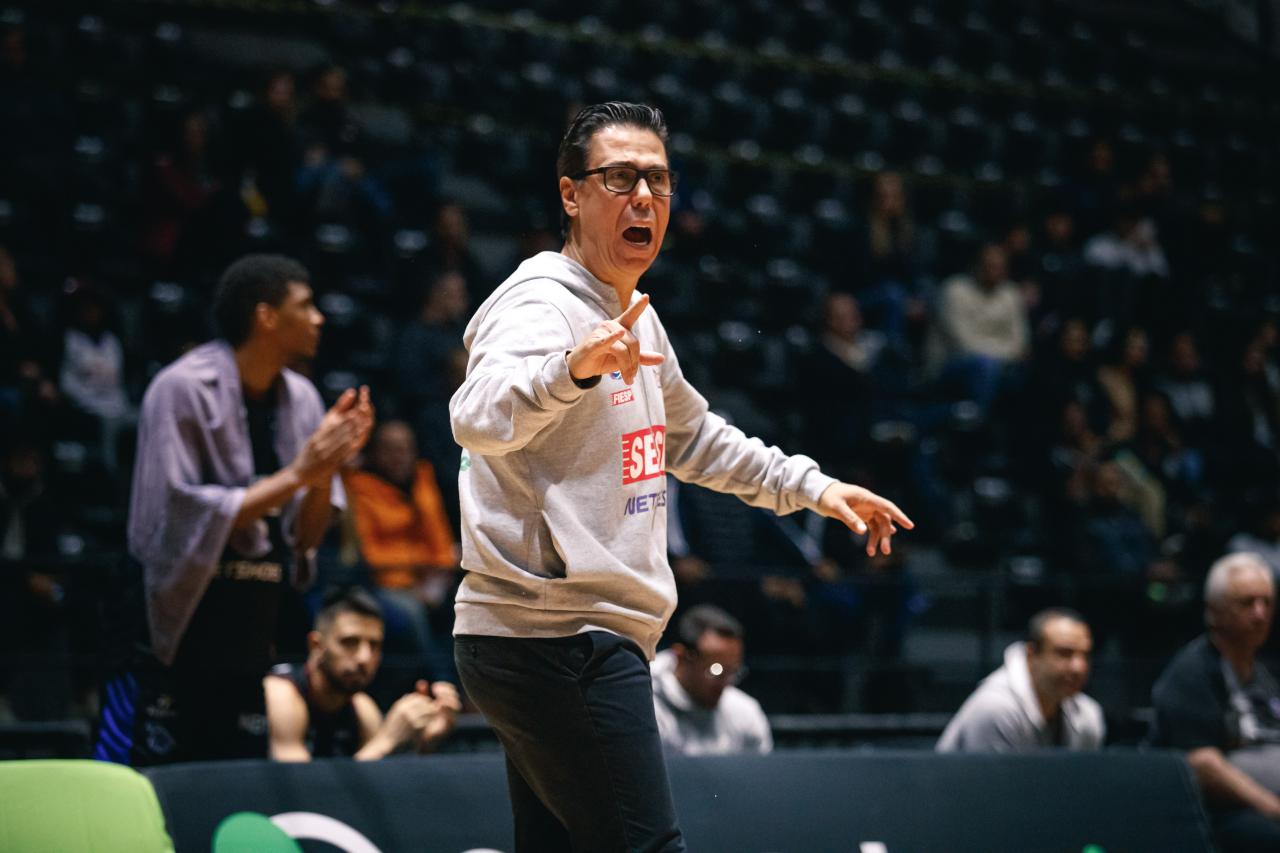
top-left (541, 251), bottom-right (626, 314)
top-left (652, 649), bottom-right (704, 715)
top-left (1003, 641), bottom-right (1047, 729)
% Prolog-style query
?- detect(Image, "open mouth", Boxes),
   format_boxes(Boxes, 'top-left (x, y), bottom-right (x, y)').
top-left (622, 226), bottom-right (652, 246)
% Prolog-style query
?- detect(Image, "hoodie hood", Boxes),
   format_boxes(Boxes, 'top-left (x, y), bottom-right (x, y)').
top-left (464, 252), bottom-right (625, 353)
top-left (1002, 641), bottom-right (1047, 730)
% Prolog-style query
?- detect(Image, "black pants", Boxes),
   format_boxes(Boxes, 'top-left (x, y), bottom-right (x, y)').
top-left (455, 632), bottom-right (686, 853)
top-left (1214, 807), bottom-right (1280, 853)
top-left (95, 652), bottom-right (269, 766)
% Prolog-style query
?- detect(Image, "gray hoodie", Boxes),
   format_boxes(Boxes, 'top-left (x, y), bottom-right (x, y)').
top-left (449, 252), bottom-right (835, 658)
top-left (936, 641), bottom-right (1106, 752)
top-left (650, 649), bottom-right (772, 755)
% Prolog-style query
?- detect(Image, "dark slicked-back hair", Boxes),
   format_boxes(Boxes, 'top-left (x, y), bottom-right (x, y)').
top-left (675, 604), bottom-right (745, 648)
top-left (314, 586), bottom-right (383, 633)
top-left (1027, 607), bottom-right (1088, 650)
top-left (556, 101), bottom-right (669, 238)
top-left (212, 253), bottom-right (310, 346)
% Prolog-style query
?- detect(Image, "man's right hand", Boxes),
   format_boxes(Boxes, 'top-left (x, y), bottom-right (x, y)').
top-left (379, 691), bottom-right (437, 746)
top-left (567, 294), bottom-right (665, 386)
top-left (292, 386), bottom-right (374, 485)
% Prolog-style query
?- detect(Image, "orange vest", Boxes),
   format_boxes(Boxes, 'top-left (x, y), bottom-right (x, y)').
top-left (343, 462), bottom-right (456, 589)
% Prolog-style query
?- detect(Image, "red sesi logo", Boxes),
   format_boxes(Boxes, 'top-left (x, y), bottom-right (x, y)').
top-left (611, 388), bottom-right (635, 406)
top-left (621, 426), bottom-right (666, 484)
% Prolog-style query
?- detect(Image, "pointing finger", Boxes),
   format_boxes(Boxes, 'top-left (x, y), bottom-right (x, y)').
top-left (615, 293), bottom-right (651, 330)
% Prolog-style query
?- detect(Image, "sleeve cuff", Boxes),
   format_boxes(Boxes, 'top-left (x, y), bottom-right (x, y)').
top-left (546, 351), bottom-right (595, 402)
top-left (564, 351), bottom-right (601, 389)
top-left (799, 470), bottom-right (839, 512)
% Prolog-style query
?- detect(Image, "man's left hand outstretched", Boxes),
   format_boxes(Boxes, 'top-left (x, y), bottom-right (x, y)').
top-left (817, 483), bottom-right (914, 557)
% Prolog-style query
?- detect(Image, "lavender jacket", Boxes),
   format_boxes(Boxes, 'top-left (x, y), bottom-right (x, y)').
top-left (128, 340), bottom-right (342, 665)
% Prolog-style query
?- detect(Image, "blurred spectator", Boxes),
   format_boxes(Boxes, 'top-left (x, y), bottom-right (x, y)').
top-left (1155, 332), bottom-right (1217, 443)
top-left (1046, 400), bottom-right (1104, 513)
top-left (1128, 390), bottom-right (1206, 511)
top-left (0, 427), bottom-right (61, 719)
top-left (1151, 553), bottom-right (1280, 853)
top-left (651, 605), bottom-right (772, 755)
top-left (1001, 219), bottom-right (1034, 284)
top-left (264, 587), bottom-right (459, 760)
top-left (808, 536), bottom-right (920, 695)
top-left (342, 420), bottom-right (458, 678)
top-left (1000, 219), bottom-right (1040, 315)
top-left (937, 608), bottom-right (1104, 752)
top-left (1097, 326), bottom-right (1152, 445)
top-left (0, 21), bottom-right (68, 209)
top-left (0, 424), bottom-right (98, 721)
top-left (425, 202), bottom-right (487, 303)
top-left (296, 64), bottom-right (392, 234)
top-left (1183, 197), bottom-right (1234, 290)
top-left (139, 107), bottom-right (218, 271)
top-left (1031, 317), bottom-right (1108, 435)
top-left (1227, 501), bottom-right (1280, 578)
top-left (1071, 138), bottom-right (1120, 237)
top-left (56, 280), bottom-right (135, 471)
top-left (0, 245), bottom-right (56, 418)
top-left (0, 22), bottom-right (31, 187)
top-left (1083, 201), bottom-right (1170, 280)
top-left (1078, 459), bottom-right (1188, 651)
top-left (666, 476), bottom-right (817, 588)
top-left (932, 243), bottom-right (1030, 413)
top-left (300, 64), bottom-right (362, 156)
top-left (799, 293), bottom-right (887, 478)
top-left (1214, 331), bottom-right (1280, 495)
top-left (1132, 152), bottom-right (1185, 261)
top-left (0, 426), bottom-right (57, 562)
top-left (1078, 460), bottom-right (1162, 578)
top-left (1033, 202), bottom-right (1087, 325)
top-left (231, 69), bottom-right (301, 232)
top-left (397, 270), bottom-right (470, 486)
top-left (849, 171), bottom-right (926, 346)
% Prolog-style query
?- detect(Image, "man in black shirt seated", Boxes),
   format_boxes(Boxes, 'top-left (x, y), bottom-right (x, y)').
top-left (265, 588), bottom-right (460, 760)
top-left (1151, 552), bottom-right (1280, 853)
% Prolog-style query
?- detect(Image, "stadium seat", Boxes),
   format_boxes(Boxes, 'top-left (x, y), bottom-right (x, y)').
top-left (0, 759), bottom-right (174, 852)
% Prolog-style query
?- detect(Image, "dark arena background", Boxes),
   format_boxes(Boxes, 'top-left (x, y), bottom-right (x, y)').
top-left (0, 0), bottom-right (1278, 851)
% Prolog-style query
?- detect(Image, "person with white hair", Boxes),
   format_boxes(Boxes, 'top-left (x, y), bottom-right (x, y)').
top-left (1151, 552), bottom-right (1280, 852)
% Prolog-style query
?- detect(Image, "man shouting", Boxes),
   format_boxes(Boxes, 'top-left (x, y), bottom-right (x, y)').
top-left (449, 101), bottom-right (913, 853)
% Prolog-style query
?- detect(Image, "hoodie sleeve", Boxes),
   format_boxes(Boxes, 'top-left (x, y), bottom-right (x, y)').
top-left (449, 286), bottom-right (590, 456)
top-left (656, 322), bottom-right (836, 516)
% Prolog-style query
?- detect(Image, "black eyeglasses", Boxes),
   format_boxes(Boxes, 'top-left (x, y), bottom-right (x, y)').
top-left (571, 166), bottom-right (678, 197)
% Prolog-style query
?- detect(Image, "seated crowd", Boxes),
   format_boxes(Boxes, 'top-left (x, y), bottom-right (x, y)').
top-left (0, 8), bottom-right (1276, 851)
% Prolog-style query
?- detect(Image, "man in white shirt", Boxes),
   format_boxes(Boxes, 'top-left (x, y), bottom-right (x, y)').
top-left (651, 605), bottom-right (772, 755)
